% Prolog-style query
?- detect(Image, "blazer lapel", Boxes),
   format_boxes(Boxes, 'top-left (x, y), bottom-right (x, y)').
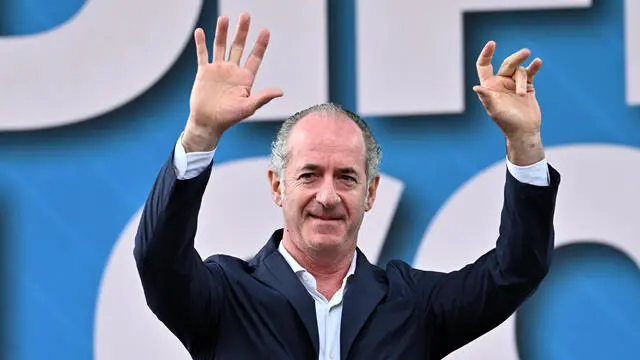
top-left (250, 230), bottom-right (320, 355)
top-left (340, 249), bottom-right (387, 360)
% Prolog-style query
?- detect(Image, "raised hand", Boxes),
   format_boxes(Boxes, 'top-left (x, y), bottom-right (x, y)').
top-left (473, 41), bottom-right (545, 165)
top-left (183, 13), bottom-right (283, 152)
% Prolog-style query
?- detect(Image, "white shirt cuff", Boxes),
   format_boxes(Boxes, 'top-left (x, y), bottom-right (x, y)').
top-left (173, 133), bottom-right (216, 180)
top-left (505, 156), bottom-right (549, 186)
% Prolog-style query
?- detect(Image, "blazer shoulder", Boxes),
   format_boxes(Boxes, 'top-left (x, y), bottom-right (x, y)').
top-left (203, 254), bottom-right (254, 274)
top-left (384, 259), bottom-right (446, 293)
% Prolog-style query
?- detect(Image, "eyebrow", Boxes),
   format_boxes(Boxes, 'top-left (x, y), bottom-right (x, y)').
top-left (297, 164), bottom-right (359, 176)
top-left (298, 164), bottom-right (320, 173)
top-left (337, 167), bottom-right (358, 176)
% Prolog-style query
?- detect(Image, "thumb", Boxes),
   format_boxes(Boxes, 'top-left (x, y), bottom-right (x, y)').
top-left (247, 88), bottom-right (284, 112)
top-left (473, 85), bottom-right (496, 112)
top-left (473, 85), bottom-right (492, 100)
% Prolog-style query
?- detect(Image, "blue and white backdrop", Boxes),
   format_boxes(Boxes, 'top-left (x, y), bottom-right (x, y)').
top-left (0, 0), bottom-right (639, 359)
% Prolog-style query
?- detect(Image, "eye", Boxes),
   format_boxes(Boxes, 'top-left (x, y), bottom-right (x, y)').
top-left (341, 175), bottom-right (357, 183)
top-left (299, 173), bottom-right (315, 180)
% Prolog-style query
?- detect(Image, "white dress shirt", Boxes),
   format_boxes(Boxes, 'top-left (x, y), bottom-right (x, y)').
top-left (278, 241), bottom-right (357, 360)
top-left (171, 133), bottom-right (550, 359)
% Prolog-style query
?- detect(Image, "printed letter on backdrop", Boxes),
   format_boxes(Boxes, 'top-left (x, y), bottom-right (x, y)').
top-left (0, 0), bottom-right (201, 131)
top-left (355, 0), bottom-right (591, 116)
top-left (218, 1), bottom-right (329, 121)
top-left (414, 144), bottom-right (640, 360)
top-left (625, 0), bottom-right (640, 105)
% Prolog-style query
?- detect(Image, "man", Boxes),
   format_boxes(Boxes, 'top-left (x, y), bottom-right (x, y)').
top-left (134, 13), bottom-right (560, 360)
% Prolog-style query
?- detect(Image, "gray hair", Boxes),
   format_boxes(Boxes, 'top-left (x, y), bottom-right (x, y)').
top-left (269, 103), bottom-right (382, 185)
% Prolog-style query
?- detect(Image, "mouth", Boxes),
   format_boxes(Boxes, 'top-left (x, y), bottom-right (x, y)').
top-left (309, 214), bottom-right (343, 221)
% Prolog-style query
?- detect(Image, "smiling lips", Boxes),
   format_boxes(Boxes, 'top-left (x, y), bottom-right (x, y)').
top-left (309, 213), bottom-right (343, 221)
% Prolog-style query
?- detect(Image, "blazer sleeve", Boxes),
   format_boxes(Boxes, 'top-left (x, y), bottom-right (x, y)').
top-left (420, 164), bottom-right (560, 359)
top-left (133, 151), bottom-right (225, 358)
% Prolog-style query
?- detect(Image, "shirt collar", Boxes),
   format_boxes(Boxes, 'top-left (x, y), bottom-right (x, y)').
top-left (278, 240), bottom-right (358, 280)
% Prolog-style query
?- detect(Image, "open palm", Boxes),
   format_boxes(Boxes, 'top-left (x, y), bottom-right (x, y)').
top-left (473, 41), bottom-right (542, 138)
top-left (189, 14), bottom-right (283, 137)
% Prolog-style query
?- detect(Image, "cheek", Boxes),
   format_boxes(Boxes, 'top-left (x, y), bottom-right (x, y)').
top-left (282, 189), bottom-right (313, 213)
top-left (344, 193), bottom-right (368, 213)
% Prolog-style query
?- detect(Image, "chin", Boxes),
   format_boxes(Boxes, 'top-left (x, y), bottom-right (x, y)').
top-left (303, 228), bottom-right (346, 251)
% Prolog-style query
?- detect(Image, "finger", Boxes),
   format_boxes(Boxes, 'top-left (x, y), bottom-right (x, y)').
top-left (476, 41), bottom-right (496, 84)
top-left (213, 16), bottom-right (229, 62)
top-left (473, 85), bottom-right (498, 115)
top-left (473, 85), bottom-right (493, 106)
top-left (228, 13), bottom-right (251, 64)
top-left (526, 58), bottom-right (542, 84)
top-left (244, 28), bottom-right (271, 75)
top-left (247, 88), bottom-right (284, 112)
top-left (496, 48), bottom-right (531, 77)
top-left (194, 28), bottom-right (209, 67)
top-left (514, 66), bottom-right (527, 96)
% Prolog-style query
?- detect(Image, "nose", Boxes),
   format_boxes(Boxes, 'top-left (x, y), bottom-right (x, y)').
top-left (315, 180), bottom-right (341, 208)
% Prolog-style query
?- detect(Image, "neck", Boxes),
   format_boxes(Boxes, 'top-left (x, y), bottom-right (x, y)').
top-left (281, 229), bottom-right (355, 299)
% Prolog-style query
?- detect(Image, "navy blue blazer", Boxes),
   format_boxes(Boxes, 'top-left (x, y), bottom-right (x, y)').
top-left (134, 154), bottom-right (560, 359)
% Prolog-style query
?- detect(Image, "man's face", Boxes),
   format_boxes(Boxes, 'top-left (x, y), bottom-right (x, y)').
top-left (268, 113), bottom-right (379, 254)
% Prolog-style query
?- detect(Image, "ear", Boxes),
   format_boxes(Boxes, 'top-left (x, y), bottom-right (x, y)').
top-left (364, 174), bottom-right (381, 212)
top-left (268, 169), bottom-right (284, 207)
